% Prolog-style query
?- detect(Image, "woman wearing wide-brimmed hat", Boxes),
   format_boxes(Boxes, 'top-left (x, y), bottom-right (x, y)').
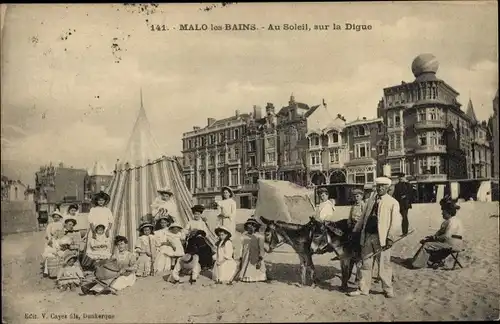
top-left (214, 186), bottom-right (237, 236)
top-left (212, 226), bottom-right (238, 284)
top-left (410, 196), bottom-right (464, 269)
top-left (45, 210), bottom-right (65, 242)
top-left (151, 186), bottom-right (177, 223)
top-left (237, 218), bottom-right (267, 283)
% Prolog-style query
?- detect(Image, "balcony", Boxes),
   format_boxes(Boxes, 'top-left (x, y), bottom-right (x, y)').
top-left (329, 162), bottom-right (343, 169)
top-left (473, 138), bottom-right (488, 146)
top-left (416, 174), bottom-right (447, 182)
top-left (414, 120), bottom-right (446, 130)
top-left (262, 161), bottom-right (277, 168)
top-left (415, 144), bottom-right (446, 154)
top-left (242, 183), bottom-right (259, 191)
top-left (217, 161), bottom-right (225, 168)
top-left (327, 141), bottom-right (341, 148)
top-left (309, 164), bottom-right (323, 171)
top-left (387, 124), bottom-right (404, 132)
top-left (227, 158), bottom-right (240, 165)
top-left (387, 149), bottom-right (405, 157)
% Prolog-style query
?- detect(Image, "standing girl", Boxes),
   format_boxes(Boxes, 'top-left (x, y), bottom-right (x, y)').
top-left (237, 218), bottom-right (267, 283)
top-left (212, 226), bottom-right (238, 284)
top-left (87, 191), bottom-right (114, 239)
top-left (46, 211), bottom-right (65, 241)
top-left (135, 222), bottom-right (155, 277)
top-left (215, 186), bottom-right (237, 236)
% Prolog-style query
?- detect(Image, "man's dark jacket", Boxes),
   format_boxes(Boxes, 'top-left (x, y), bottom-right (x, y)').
top-left (393, 181), bottom-right (413, 211)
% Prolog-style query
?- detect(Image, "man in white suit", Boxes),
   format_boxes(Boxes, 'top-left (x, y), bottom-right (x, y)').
top-left (349, 177), bottom-right (402, 298)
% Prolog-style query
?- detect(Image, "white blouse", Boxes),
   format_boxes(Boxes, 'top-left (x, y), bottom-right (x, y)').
top-left (88, 206), bottom-right (114, 229)
top-left (316, 200), bottom-right (336, 222)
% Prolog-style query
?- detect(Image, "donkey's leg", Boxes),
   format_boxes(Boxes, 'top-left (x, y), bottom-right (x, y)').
top-left (340, 258), bottom-right (350, 291)
top-left (306, 254), bottom-right (316, 287)
top-left (295, 254), bottom-right (306, 287)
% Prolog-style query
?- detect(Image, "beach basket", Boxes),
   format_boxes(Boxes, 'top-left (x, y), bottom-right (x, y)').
top-left (46, 256), bottom-right (62, 278)
top-left (95, 260), bottom-right (120, 281)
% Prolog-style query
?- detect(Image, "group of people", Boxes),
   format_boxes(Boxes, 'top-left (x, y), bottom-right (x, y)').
top-left (40, 185), bottom-right (269, 295)
top-left (314, 173), bottom-right (464, 298)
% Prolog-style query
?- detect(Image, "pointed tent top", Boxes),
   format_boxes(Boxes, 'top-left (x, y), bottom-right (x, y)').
top-left (119, 91), bottom-right (163, 169)
top-left (466, 98), bottom-right (478, 123)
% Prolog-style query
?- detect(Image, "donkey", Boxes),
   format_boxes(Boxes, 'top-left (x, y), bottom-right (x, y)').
top-left (260, 216), bottom-right (322, 287)
top-left (261, 216), bottom-right (358, 290)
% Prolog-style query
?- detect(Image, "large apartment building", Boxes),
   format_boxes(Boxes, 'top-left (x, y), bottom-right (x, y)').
top-left (181, 110), bottom-right (250, 207)
top-left (377, 53), bottom-right (492, 182)
top-left (306, 111), bottom-right (383, 186)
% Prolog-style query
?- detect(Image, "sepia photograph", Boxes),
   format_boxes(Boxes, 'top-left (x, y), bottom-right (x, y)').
top-left (1, 2), bottom-right (499, 323)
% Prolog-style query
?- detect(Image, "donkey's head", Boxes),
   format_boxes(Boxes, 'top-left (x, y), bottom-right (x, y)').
top-left (260, 216), bottom-right (284, 253)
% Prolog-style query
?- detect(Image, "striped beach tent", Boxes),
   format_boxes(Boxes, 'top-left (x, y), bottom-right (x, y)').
top-left (103, 91), bottom-right (216, 252)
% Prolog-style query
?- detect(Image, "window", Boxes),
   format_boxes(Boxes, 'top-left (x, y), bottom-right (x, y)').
top-left (331, 133), bottom-right (339, 143)
top-left (418, 109), bottom-right (426, 122)
top-left (234, 148), bottom-right (240, 159)
top-left (358, 126), bottom-right (366, 136)
top-left (366, 173), bottom-right (374, 183)
top-left (201, 137), bottom-right (206, 147)
top-left (188, 140), bottom-right (192, 149)
top-left (266, 137), bottom-right (275, 148)
top-left (267, 152), bottom-right (276, 162)
top-left (200, 171), bottom-right (206, 188)
top-left (429, 131), bottom-right (438, 145)
top-left (209, 134), bottom-right (215, 144)
top-left (387, 112), bottom-right (393, 127)
top-left (311, 152), bottom-right (321, 165)
top-left (200, 155), bottom-right (206, 166)
top-left (429, 108), bottom-right (438, 121)
top-left (218, 152), bottom-right (225, 163)
top-left (394, 115), bottom-right (401, 127)
top-left (329, 149), bottom-right (339, 163)
top-left (390, 159), bottom-right (402, 174)
top-left (219, 171), bottom-right (225, 186)
top-left (234, 129), bottom-right (239, 140)
top-left (418, 134), bottom-right (427, 146)
top-left (209, 171), bottom-right (215, 187)
top-left (226, 130), bottom-right (231, 141)
top-left (355, 174), bottom-right (366, 184)
top-left (248, 140), bottom-right (256, 152)
top-left (355, 143), bottom-right (370, 158)
top-left (249, 156), bottom-right (256, 167)
top-left (310, 135), bottom-right (320, 146)
top-left (428, 156), bottom-right (443, 174)
top-left (209, 154), bottom-right (215, 165)
top-left (283, 151), bottom-right (289, 162)
top-left (230, 169), bottom-right (239, 186)
top-left (219, 132), bottom-right (224, 143)
top-left (395, 134), bottom-right (402, 149)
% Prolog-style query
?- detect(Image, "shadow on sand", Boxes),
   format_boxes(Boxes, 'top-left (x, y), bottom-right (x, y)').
top-left (266, 262), bottom-right (352, 292)
top-left (391, 256), bottom-right (415, 270)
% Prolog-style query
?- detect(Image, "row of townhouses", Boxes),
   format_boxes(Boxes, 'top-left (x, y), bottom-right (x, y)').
top-left (181, 54), bottom-right (498, 207)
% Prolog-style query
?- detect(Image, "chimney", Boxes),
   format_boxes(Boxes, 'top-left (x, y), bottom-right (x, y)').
top-left (363, 117), bottom-right (367, 120)
top-left (207, 118), bottom-right (216, 127)
top-left (253, 105), bottom-right (262, 119)
top-left (235, 110), bottom-right (240, 118)
top-left (193, 126), bottom-right (201, 131)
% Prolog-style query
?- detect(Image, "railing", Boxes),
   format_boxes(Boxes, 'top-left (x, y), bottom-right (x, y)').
top-left (387, 124), bottom-right (404, 132)
top-left (415, 144), bottom-right (446, 154)
top-left (227, 158), bottom-right (240, 165)
top-left (309, 164), bottom-right (323, 171)
top-left (473, 138), bottom-right (488, 146)
top-left (416, 174), bottom-right (447, 182)
top-left (262, 161), bottom-right (277, 168)
top-left (387, 149), bottom-right (405, 157)
top-left (242, 183), bottom-right (259, 191)
top-left (414, 120), bottom-right (446, 130)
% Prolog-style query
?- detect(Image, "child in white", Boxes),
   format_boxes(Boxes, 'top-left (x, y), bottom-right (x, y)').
top-left (154, 222), bottom-right (186, 274)
top-left (57, 252), bottom-right (84, 291)
top-left (212, 226), bottom-right (238, 284)
top-left (42, 229), bottom-right (71, 259)
top-left (86, 224), bottom-right (112, 260)
top-left (135, 223), bottom-right (156, 277)
top-left (186, 205), bottom-right (209, 235)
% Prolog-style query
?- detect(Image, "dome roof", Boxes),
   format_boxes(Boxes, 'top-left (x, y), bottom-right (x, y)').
top-left (411, 53), bottom-right (439, 78)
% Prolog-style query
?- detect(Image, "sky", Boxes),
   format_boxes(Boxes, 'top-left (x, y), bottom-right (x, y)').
top-left (1, 2), bottom-right (498, 186)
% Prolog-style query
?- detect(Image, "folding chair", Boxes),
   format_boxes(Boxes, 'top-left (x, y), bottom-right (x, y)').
top-left (447, 248), bottom-right (465, 270)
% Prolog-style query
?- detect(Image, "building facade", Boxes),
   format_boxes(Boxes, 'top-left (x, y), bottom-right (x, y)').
top-left (306, 114), bottom-right (383, 186)
top-left (35, 163), bottom-right (90, 215)
top-left (0, 176), bottom-right (32, 201)
top-left (491, 90), bottom-right (499, 180)
top-left (181, 110), bottom-right (250, 207)
top-left (276, 95), bottom-right (317, 187)
top-left (377, 53), bottom-right (492, 182)
top-left (88, 161), bottom-right (113, 193)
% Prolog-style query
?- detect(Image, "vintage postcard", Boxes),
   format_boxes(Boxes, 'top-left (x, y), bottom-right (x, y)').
top-left (1, 2), bottom-right (498, 323)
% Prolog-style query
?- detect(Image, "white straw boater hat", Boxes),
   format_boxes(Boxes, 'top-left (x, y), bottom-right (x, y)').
top-left (157, 187), bottom-right (173, 196)
top-left (168, 222), bottom-right (183, 230)
top-left (214, 225), bottom-right (232, 238)
top-left (138, 222), bottom-right (154, 231)
top-left (51, 211), bottom-right (64, 219)
top-left (375, 177), bottom-right (392, 185)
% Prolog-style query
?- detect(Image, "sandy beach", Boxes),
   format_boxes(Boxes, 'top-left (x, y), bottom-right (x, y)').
top-left (2, 202), bottom-right (499, 323)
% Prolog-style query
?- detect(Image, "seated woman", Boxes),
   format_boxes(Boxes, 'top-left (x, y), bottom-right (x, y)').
top-left (81, 236), bottom-right (137, 295)
top-left (410, 196), bottom-right (464, 269)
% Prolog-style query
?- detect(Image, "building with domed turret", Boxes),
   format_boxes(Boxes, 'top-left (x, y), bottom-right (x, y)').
top-left (377, 53), bottom-right (492, 182)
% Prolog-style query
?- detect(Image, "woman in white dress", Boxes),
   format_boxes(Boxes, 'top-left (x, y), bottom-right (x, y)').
top-left (215, 186), bottom-right (237, 236)
top-left (212, 226), bottom-right (238, 284)
top-left (87, 191), bottom-right (114, 239)
top-left (151, 187), bottom-right (176, 225)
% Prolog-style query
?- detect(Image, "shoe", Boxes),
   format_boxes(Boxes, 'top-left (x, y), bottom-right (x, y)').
top-left (385, 291), bottom-right (395, 298)
top-left (348, 290), bottom-right (368, 297)
top-left (189, 279), bottom-right (196, 285)
top-left (171, 279), bottom-right (180, 284)
top-left (331, 256), bottom-right (340, 261)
